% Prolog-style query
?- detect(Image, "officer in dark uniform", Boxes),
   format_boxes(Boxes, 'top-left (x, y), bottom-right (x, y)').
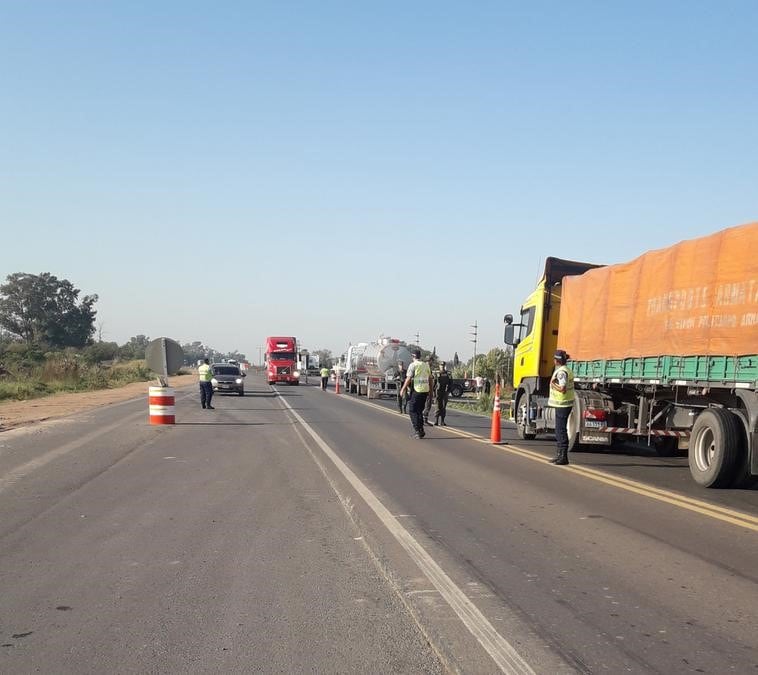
top-left (396, 361), bottom-right (409, 413)
top-left (433, 361), bottom-right (452, 426)
top-left (423, 355), bottom-right (436, 426)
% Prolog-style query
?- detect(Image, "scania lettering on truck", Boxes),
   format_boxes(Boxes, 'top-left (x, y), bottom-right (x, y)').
top-left (266, 336), bottom-right (300, 385)
top-left (504, 221), bottom-right (758, 488)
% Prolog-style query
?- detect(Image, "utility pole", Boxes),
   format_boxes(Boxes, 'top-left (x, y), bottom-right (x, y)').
top-left (414, 331), bottom-right (421, 346)
top-left (258, 346), bottom-right (263, 367)
top-left (470, 321), bottom-right (478, 378)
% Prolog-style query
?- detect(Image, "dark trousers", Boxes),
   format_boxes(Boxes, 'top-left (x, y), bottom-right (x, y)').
top-left (434, 392), bottom-right (449, 422)
top-left (554, 406), bottom-right (571, 459)
top-left (409, 391), bottom-right (428, 434)
top-left (321, 377), bottom-right (328, 390)
top-left (200, 381), bottom-right (213, 408)
top-left (424, 390), bottom-right (433, 420)
top-left (397, 389), bottom-right (408, 412)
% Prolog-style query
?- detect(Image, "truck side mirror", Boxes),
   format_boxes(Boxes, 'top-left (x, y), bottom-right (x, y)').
top-left (504, 324), bottom-right (515, 345)
top-left (504, 314), bottom-right (514, 325)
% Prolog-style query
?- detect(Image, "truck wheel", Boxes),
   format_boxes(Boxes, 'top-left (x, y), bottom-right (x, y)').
top-left (689, 408), bottom-right (741, 488)
top-left (450, 385), bottom-right (463, 398)
top-left (515, 392), bottom-right (536, 440)
top-left (729, 410), bottom-right (756, 488)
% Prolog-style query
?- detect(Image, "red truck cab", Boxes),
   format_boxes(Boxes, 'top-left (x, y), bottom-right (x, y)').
top-left (265, 336), bottom-right (300, 385)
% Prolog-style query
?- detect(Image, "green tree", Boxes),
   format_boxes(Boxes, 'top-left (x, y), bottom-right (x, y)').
top-left (313, 348), bottom-right (333, 368)
top-left (459, 348), bottom-right (513, 385)
top-left (120, 335), bottom-right (151, 360)
top-left (0, 273), bottom-right (98, 348)
top-left (83, 341), bottom-right (120, 364)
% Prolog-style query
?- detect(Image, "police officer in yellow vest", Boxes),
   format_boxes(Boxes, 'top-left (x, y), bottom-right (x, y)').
top-left (198, 358), bottom-right (215, 410)
top-left (320, 366), bottom-right (331, 391)
top-left (399, 349), bottom-right (432, 439)
top-left (548, 349), bottom-right (574, 464)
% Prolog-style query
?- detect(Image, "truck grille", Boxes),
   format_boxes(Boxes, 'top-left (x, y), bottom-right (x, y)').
top-left (277, 366), bottom-right (291, 375)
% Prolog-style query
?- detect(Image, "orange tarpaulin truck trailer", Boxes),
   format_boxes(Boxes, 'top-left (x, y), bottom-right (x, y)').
top-left (504, 221), bottom-right (758, 488)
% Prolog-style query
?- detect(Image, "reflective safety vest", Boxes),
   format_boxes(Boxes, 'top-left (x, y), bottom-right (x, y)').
top-left (548, 365), bottom-right (575, 407)
top-left (198, 364), bottom-right (213, 382)
top-left (412, 361), bottom-right (431, 393)
top-left (320, 368), bottom-right (330, 378)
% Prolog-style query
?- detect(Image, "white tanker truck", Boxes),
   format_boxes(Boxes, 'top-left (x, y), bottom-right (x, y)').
top-left (343, 338), bottom-right (413, 398)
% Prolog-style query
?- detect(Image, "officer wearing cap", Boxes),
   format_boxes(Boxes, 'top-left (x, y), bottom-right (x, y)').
top-left (548, 349), bottom-right (574, 464)
top-left (198, 358), bottom-right (215, 410)
top-left (433, 361), bottom-right (452, 426)
top-left (399, 349), bottom-right (432, 439)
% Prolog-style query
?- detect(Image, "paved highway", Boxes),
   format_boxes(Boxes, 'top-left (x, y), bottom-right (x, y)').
top-left (1, 374), bottom-right (756, 673)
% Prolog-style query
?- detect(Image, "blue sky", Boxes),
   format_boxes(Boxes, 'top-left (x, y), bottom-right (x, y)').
top-left (2, 1), bottom-right (756, 363)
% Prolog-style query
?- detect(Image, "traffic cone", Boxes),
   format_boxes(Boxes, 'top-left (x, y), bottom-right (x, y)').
top-left (490, 383), bottom-right (502, 444)
top-left (335, 374), bottom-right (341, 394)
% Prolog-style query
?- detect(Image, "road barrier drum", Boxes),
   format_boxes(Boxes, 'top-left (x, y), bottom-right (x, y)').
top-left (149, 386), bottom-right (175, 425)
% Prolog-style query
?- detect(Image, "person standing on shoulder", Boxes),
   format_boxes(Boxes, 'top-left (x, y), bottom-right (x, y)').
top-left (198, 358), bottom-right (215, 410)
top-left (433, 361), bottom-right (452, 426)
top-left (396, 361), bottom-right (408, 414)
top-left (319, 366), bottom-right (331, 391)
top-left (548, 349), bottom-right (574, 465)
top-left (399, 349), bottom-right (432, 439)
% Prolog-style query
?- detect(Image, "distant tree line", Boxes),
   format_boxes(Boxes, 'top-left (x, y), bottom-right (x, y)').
top-left (0, 273), bottom-right (245, 369)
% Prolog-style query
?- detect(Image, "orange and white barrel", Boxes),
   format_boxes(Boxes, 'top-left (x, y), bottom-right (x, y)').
top-left (149, 386), bottom-right (175, 425)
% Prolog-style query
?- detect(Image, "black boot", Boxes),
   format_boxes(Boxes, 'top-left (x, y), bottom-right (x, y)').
top-left (550, 450), bottom-right (569, 465)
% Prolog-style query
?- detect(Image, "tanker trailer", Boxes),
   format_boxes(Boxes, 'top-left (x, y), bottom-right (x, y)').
top-left (346, 338), bottom-right (413, 398)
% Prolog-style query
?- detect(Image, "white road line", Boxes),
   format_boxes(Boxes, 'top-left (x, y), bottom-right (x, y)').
top-left (276, 392), bottom-right (535, 675)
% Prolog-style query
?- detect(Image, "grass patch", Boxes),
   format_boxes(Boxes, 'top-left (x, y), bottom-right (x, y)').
top-left (0, 359), bottom-right (155, 402)
top-left (447, 389), bottom-right (514, 418)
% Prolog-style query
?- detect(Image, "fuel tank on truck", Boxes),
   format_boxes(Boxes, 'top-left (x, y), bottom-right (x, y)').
top-left (351, 339), bottom-right (413, 377)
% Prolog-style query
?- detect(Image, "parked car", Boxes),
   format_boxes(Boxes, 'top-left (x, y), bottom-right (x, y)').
top-left (448, 378), bottom-right (476, 398)
top-left (211, 363), bottom-right (246, 396)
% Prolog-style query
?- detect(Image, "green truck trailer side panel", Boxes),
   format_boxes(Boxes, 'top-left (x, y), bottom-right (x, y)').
top-left (571, 354), bottom-right (758, 385)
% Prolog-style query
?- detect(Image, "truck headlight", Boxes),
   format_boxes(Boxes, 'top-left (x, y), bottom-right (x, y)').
top-left (293, 370), bottom-right (300, 377)
top-left (211, 378), bottom-right (218, 386)
top-left (235, 378), bottom-right (242, 384)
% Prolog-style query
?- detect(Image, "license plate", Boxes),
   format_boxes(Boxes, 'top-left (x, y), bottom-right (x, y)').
top-left (221, 384), bottom-right (230, 389)
top-left (580, 433), bottom-right (611, 444)
top-left (584, 420), bottom-right (604, 428)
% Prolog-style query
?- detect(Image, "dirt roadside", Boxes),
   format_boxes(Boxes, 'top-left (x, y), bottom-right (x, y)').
top-left (0, 374), bottom-right (198, 432)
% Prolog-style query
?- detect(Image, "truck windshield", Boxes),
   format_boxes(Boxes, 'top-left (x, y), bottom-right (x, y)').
top-left (269, 352), bottom-right (295, 361)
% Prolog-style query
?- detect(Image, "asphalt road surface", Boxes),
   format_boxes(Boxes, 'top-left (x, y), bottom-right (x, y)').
top-left (1, 374), bottom-right (757, 674)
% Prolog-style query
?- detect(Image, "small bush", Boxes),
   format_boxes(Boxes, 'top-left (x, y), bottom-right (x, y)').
top-left (0, 357), bottom-right (154, 401)
top-left (0, 380), bottom-right (50, 401)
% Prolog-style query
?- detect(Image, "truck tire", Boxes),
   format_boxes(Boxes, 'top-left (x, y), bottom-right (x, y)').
top-left (689, 408), bottom-right (741, 488)
top-left (515, 392), bottom-right (536, 440)
top-left (730, 410), bottom-right (756, 488)
top-left (450, 385), bottom-right (463, 398)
